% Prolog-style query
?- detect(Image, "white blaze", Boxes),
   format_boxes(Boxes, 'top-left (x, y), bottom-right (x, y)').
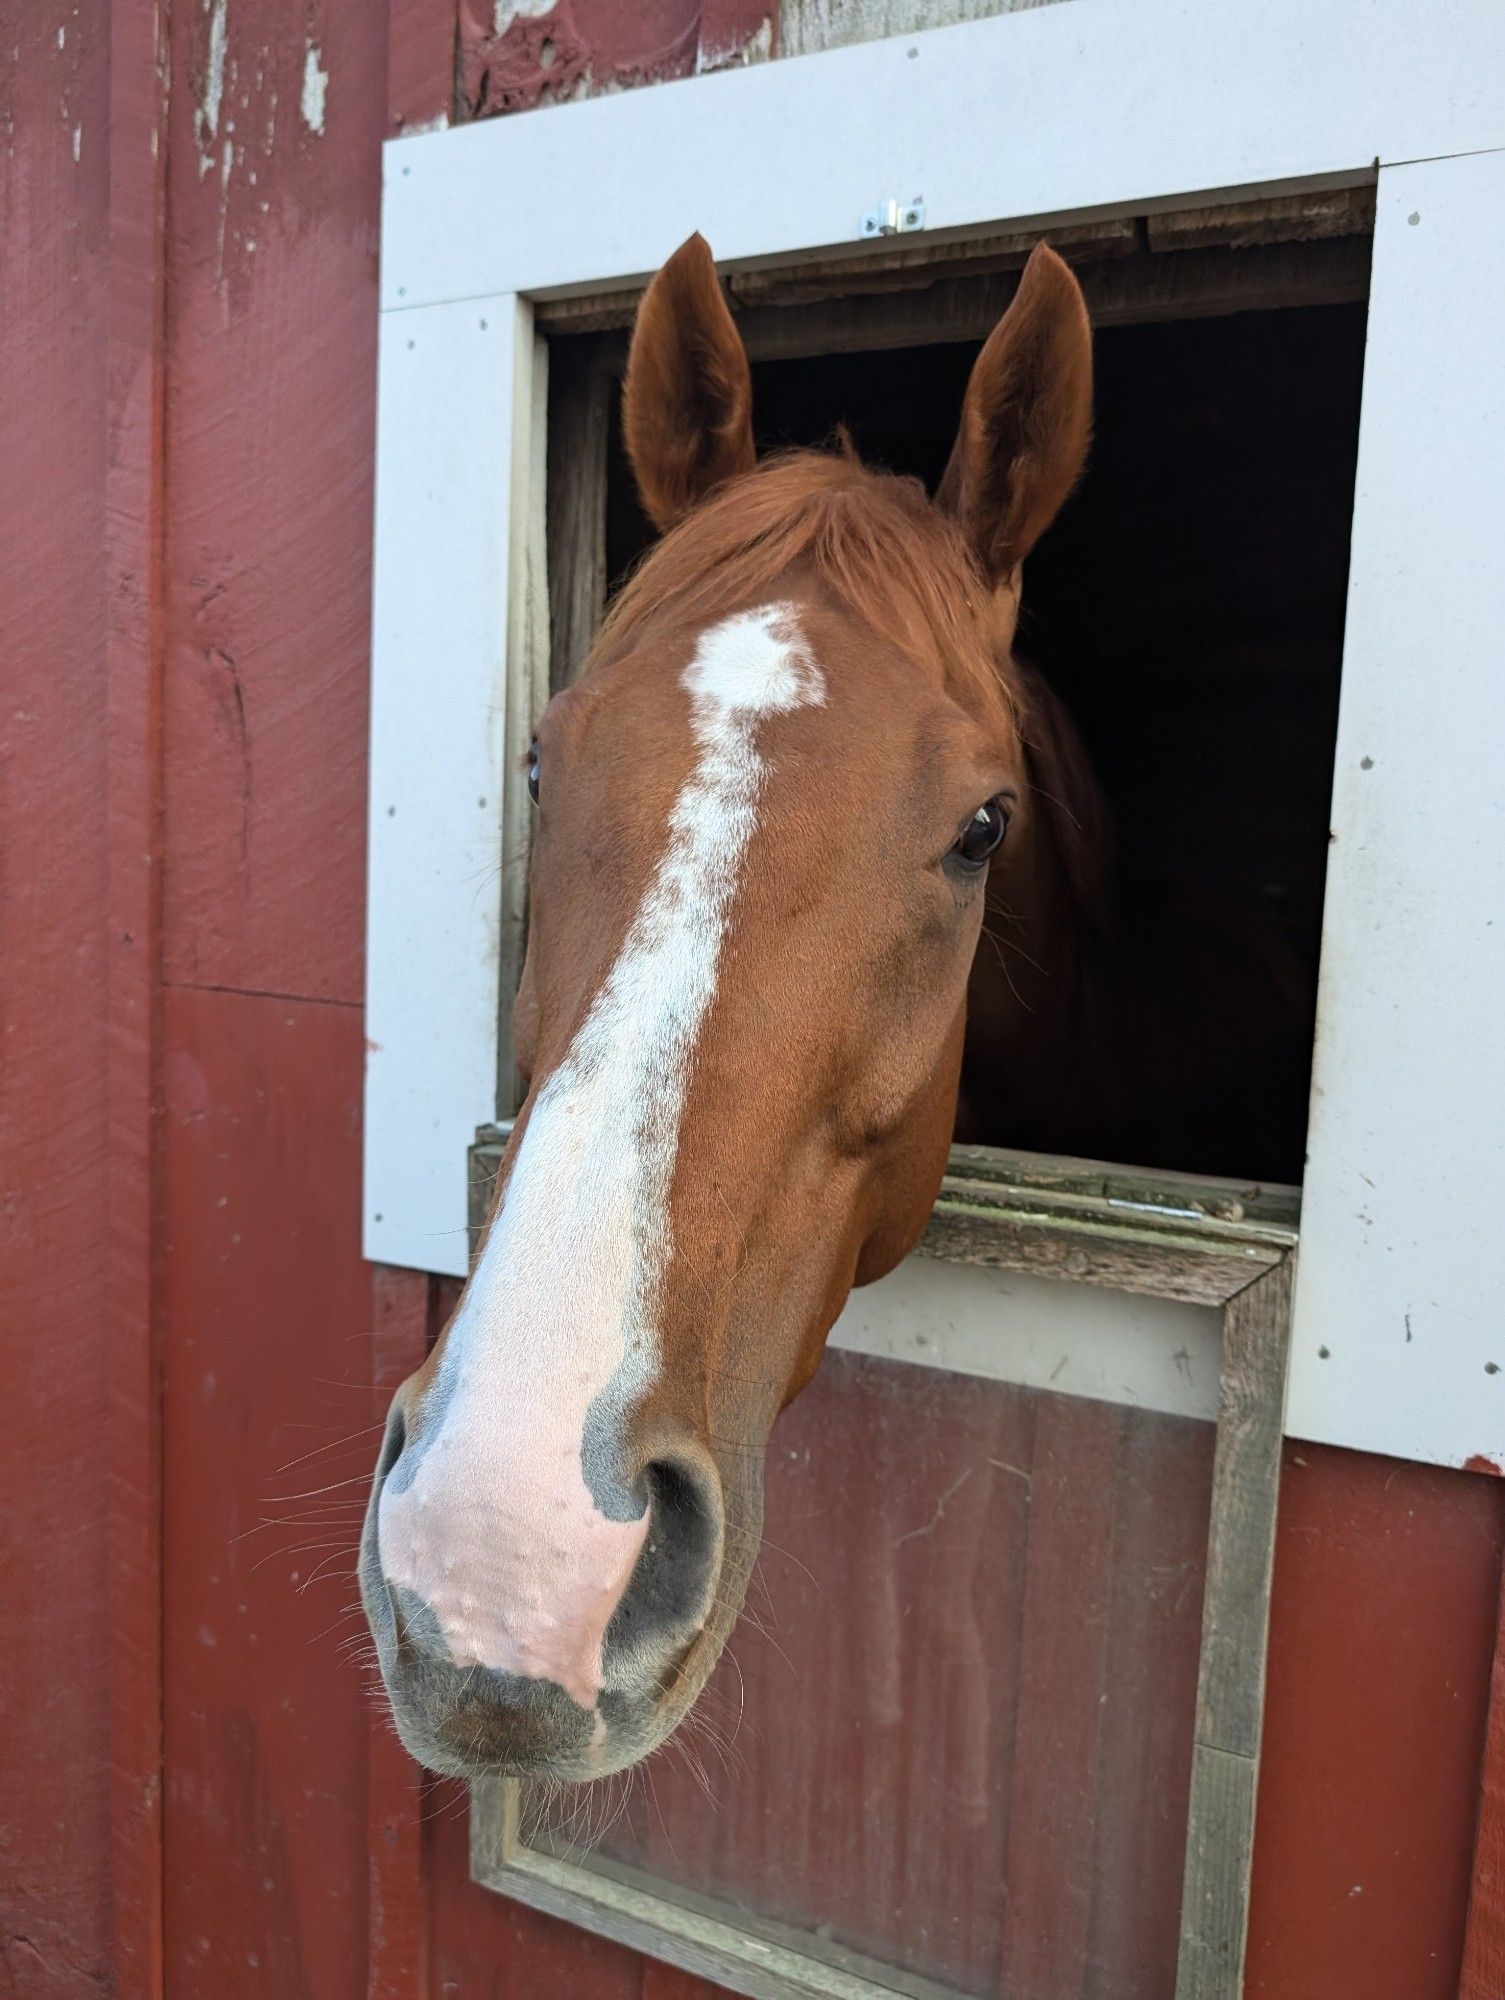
top-left (378, 604), bottom-right (824, 1707)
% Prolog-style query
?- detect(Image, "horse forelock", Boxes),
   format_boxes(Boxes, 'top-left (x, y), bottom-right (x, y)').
top-left (590, 448), bottom-right (1019, 719)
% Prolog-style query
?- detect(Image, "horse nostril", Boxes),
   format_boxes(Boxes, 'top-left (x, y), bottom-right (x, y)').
top-left (644, 1458), bottom-right (716, 1557)
top-left (607, 1457), bottom-right (722, 1665)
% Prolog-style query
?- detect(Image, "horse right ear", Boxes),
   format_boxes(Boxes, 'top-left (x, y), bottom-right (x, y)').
top-left (623, 234), bottom-right (756, 534)
top-left (938, 243), bottom-right (1093, 588)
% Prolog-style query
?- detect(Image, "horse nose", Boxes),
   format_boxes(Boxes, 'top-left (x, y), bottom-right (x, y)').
top-left (366, 1402), bottom-right (723, 1768)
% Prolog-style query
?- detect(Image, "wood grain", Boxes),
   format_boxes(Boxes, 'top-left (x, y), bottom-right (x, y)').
top-left (104, 0), bottom-right (170, 1992)
top-left (2, 7), bottom-right (118, 1990)
top-left (778, 0), bottom-right (1056, 59)
top-left (160, 988), bottom-right (375, 2000)
top-left (1176, 1744), bottom-right (1259, 2000)
top-left (547, 335), bottom-right (614, 691)
top-left (1175, 1259), bottom-right (1294, 1999)
top-left (997, 1396), bottom-right (1122, 1995)
top-left (160, 0), bottom-right (387, 1006)
top-left (1195, 1262), bottom-right (1294, 1760)
top-left (472, 1127), bottom-right (1298, 1306)
top-left (476, 1355), bottom-right (1212, 1997)
top-left (536, 231), bottom-right (1373, 347)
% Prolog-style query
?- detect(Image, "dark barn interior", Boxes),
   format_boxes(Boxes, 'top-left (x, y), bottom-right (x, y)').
top-left (599, 297), bottom-right (1368, 1185)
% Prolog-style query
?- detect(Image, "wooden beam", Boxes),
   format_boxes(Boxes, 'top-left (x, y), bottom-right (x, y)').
top-left (470, 1128), bottom-right (1298, 1305)
top-left (536, 222), bottom-right (1372, 350)
top-left (472, 1816), bottom-right (958, 2000)
top-left (1176, 1256), bottom-right (1295, 1999)
top-left (731, 236), bottom-right (1372, 363)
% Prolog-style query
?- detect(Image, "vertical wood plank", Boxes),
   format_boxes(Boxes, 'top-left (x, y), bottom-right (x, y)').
top-left (387, 0), bottom-right (456, 134)
top-left (365, 293), bottom-right (519, 1278)
top-left (998, 1394), bottom-right (1123, 1994)
top-left (1460, 1548), bottom-right (1505, 2000)
top-left (367, 1268), bottom-right (434, 2000)
top-left (1195, 1259), bottom-right (1293, 1761)
top-left (3, 4), bottom-right (115, 1990)
top-left (1248, 1445), bottom-right (1505, 2000)
top-left (105, 1), bottom-right (170, 1993)
top-left (1291, 152), bottom-right (1505, 1469)
top-left (497, 311), bottom-right (551, 1114)
top-left (160, 989), bottom-right (375, 2000)
top-left (546, 335), bottom-right (614, 691)
top-left (1176, 1257), bottom-right (1293, 1999)
top-left (160, 0), bottom-right (385, 1012)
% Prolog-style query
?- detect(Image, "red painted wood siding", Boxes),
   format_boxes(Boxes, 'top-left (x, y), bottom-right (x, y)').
top-left (4, 3), bottom-right (1505, 1997)
top-left (2, 6), bottom-right (116, 1992)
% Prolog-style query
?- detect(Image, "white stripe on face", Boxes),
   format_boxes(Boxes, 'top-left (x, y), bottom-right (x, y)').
top-left (378, 604), bottom-right (825, 1709)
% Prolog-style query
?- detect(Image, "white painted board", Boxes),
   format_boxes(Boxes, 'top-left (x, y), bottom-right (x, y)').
top-left (832, 1257), bottom-right (1222, 1422)
top-left (1289, 153), bottom-right (1505, 1470)
top-left (365, 296), bottom-right (521, 1276)
top-left (380, 0), bottom-right (1505, 313)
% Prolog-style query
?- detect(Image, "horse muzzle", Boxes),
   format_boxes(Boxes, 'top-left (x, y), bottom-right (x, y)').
top-left (359, 1397), bottom-right (728, 1780)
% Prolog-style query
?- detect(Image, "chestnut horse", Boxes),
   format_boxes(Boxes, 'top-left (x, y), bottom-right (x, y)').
top-left (361, 235), bottom-right (1099, 1781)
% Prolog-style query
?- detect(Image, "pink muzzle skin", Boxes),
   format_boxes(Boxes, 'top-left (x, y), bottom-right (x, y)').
top-left (376, 1414), bottom-right (650, 1713)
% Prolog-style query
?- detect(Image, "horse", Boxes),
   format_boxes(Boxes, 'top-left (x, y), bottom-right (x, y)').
top-left (360, 231), bottom-right (1106, 1782)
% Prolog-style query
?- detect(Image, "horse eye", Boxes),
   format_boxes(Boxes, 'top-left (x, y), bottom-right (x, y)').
top-left (526, 742), bottom-right (540, 806)
top-left (953, 798), bottom-right (1009, 870)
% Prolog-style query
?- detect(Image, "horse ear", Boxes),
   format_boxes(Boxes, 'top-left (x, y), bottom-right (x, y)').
top-left (623, 233), bottom-right (756, 534)
top-left (938, 243), bottom-right (1092, 584)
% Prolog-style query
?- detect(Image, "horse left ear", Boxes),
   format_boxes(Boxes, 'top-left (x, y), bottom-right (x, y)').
top-left (938, 242), bottom-right (1093, 585)
top-left (623, 233), bottom-right (756, 534)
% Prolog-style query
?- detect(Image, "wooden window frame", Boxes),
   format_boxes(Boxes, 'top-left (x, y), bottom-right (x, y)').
top-left (466, 1127), bottom-right (1297, 2000)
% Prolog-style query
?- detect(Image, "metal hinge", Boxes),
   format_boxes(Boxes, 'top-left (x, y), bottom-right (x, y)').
top-left (859, 196), bottom-right (926, 239)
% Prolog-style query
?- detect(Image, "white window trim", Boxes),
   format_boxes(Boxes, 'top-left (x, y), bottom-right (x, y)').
top-left (365, 0), bottom-right (1505, 1471)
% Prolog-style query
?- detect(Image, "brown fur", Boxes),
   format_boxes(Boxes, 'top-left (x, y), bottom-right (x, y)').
top-left (596, 445), bottom-right (1017, 715)
top-left (365, 234), bottom-right (1102, 1784)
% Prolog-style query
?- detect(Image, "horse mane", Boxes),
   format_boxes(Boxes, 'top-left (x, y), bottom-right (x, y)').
top-left (592, 446), bottom-right (1014, 713)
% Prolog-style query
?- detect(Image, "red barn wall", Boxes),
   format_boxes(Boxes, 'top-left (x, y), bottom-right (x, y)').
top-left (4, 4), bottom-right (1504, 1997)
top-left (3, 8), bottom-right (115, 1993)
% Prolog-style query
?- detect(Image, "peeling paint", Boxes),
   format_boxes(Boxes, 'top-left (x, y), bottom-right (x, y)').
top-left (1464, 1454), bottom-right (1503, 1477)
top-left (71, 123), bottom-right (80, 162)
top-left (461, 2), bottom-right (772, 117)
top-left (300, 42), bottom-right (327, 135)
top-left (214, 137), bottom-right (232, 288)
top-left (195, 0), bottom-right (228, 174)
top-left (697, 13), bottom-right (773, 70)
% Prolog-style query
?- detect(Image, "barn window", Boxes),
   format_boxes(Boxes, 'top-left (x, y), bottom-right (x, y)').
top-left (367, 10), bottom-right (1505, 1995)
top-left (454, 207), bottom-right (1360, 1993)
top-left (543, 199), bottom-right (1370, 1186)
